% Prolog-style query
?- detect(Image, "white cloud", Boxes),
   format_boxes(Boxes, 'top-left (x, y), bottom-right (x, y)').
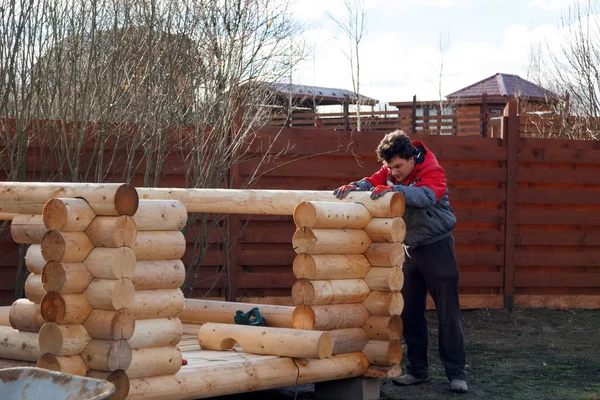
top-left (527, 0), bottom-right (590, 14)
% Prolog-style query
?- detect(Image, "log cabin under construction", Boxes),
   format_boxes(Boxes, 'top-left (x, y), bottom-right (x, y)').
top-left (0, 182), bottom-right (407, 399)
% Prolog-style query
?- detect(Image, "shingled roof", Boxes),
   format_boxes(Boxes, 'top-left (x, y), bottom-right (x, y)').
top-left (267, 82), bottom-right (379, 106)
top-left (446, 73), bottom-right (559, 101)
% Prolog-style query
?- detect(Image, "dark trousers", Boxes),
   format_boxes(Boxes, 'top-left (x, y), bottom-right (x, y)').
top-left (401, 235), bottom-right (467, 381)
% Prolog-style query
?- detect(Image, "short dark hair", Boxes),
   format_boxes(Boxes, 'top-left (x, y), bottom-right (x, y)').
top-left (376, 130), bottom-right (416, 163)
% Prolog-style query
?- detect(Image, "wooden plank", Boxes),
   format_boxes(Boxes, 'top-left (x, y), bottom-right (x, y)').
top-left (453, 230), bottom-right (505, 245)
top-left (514, 294), bottom-right (600, 309)
top-left (239, 248), bottom-right (296, 266)
top-left (517, 189), bottom-right (600, 205)
top-left (516, 231), bottom-right (600, 246)
top-left (426, 294), bottom-right (503, 310)
top-left (450, 188), bottom-right (506, 203)
top-left (519, 137), bottom-right (600, 150)
top-left (515, 250), bottom-right (600, 267)
top-left (237, 273), bottom-right (296, 289)
top-left (517, 167), bottom-right (600, 185)
top-left (514, 271), bottom-right (600, 288)
top-left (518, 147), bottom-right (600, 164)
top-left (516, 209), bottom-right (600, 225)
top-left (444, 165), bottom-right (506, 182)
top-left (453, 208), bottom-right (505, 224)
top-left (456, 250), bottom-right (504, 266)
top-left (459, 271), bottom-right (503, 287)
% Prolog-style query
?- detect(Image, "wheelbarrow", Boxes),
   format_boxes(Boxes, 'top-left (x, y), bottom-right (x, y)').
top-left (0, 367), bottom-right (115, 399)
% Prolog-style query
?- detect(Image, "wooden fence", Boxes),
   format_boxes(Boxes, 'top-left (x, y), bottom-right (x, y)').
top-left (0, 101), bottom-right (599, 308)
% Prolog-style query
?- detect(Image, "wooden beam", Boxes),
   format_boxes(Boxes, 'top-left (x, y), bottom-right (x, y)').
top-left (137, 189), bottom-right (405, 218)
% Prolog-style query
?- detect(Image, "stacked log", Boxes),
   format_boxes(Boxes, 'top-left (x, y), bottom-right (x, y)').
top-left (36, 198), bottom-right (101, 378)
top-left (0, 214), bottom-right (47, 363)
top-left (127, 200), bottom-right (186, 384)
top-left (291, 201), bottom-right (373, 358)
top-left (0, 183), bottom-right (138, 372)
top-left (361, 215), bottom-right (406, 378)
top-left (292, 199), bottom-right (406, 379)
top-left (36, 194), bottom-right (138, 399)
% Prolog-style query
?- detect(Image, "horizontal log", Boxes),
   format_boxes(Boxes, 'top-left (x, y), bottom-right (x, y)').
top-left (41, 230), bottom-right (94, 263)
top-left (364, 364), bottom-right (403, 379)
top-left (126, 346), bottom-right (182, 379)
top-left (0, 326), bottom-right (42, 362)
top-left (9, 299), bottom-right (45, 332)
top-left (81, 339), bottom-right (132, 371)
top-left (37, 354), bottom-right (89, 376)
top-left (362, 315), bottom-right (403, 341)
top-left (364, 217), bottom-right (406, 243)
top-left (133, 260), bottom-right (185, 290)
top-left (39, 322), bottom-right (92, 356)
top-left (292, 279), bottom-right (370, 305)
top-left (137, 188), bottom-right (405, 218)
top-left (363, 291), bottom-right (404, 316)
top-left (293, 228), bottom-right (372, 255)
top-left (133, 231), bottom-right (186, 261)
top-left (84, 247), bottom-right (136, 280)
top-left (128, 318), bottom-right (182, 349)
top-left (86, 370), bottom-right (130, 400)
top-left (127, 352), bottom-right (370, 400)
top-left (199, 322), bottom-right (332, 359)
top-left (179, 299), bottom-right (293, 328)
top-left (10, 214), bottom-right (46, 244)
top-left (41, 292), bottom-right (93, 325)
top-left (84, 278), bottom-right (135, 311)
top-left (41, 261), bottom-right (93, 294)
top-left (293, 201), bottom-right (371, 229)
top-left (0, 182), bottom-right (138, 216)
top-left (25, 273), bottom-right (46, 304)
top-left (364, 267), bottom-right (404, 292)
top-left (133, 200), bottom-right (187, 231)
top-left (364, 243), bottom-right (405, 267)
top-left (83, 309), bottom-right (136, 341)
top-left (25, 244), bottom-right (46, 274)
top-left (129, 289), bottom-right (185, 320)
top-left (361, 339), bottom-right (403, 366)
top-left (42, 198), bottom-right (96, 231)
top-left (293, 254), bottom-right (371, 280)
top-left (85, 216), bottom-right (137, 248)
top-left (329, 328), bottom-right (370, 356)
top-left (292, 304), bottom-right (370, 331)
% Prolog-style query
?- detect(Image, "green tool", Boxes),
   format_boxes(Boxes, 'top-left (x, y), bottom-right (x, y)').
top-left (233, 307), bottom-right (267, 326)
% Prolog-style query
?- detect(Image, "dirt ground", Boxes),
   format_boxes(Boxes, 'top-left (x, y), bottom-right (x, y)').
top-left (221, 308), bottom-right (600, 400)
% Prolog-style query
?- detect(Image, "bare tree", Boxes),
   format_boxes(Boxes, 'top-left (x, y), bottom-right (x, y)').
top-left (0, 0), bottom-right (306, 299)
top-left (326, 0), bottom-right (366, 131)
top-left (526, 0), bottom-right (600, 139)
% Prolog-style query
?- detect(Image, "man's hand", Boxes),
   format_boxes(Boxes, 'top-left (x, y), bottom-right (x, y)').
top-left (370, 185), bottom-right (393, 199)
top-left (333, 184), bottom-right (358, 199)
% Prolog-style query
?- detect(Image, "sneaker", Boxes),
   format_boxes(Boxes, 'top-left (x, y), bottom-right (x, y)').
top-left (392, 374), bottom-right (431, 386)
top-left (450, 380), bottom-right (468, 393)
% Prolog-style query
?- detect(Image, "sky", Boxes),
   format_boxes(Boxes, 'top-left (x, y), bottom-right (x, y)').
top-left (289, 0), bottom-right (586, 107)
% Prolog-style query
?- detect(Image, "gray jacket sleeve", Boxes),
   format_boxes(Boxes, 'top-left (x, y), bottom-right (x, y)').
top-left (351, 179), bottom-right (374, 191)
top-left (392, 185), bottom-right (437, 208)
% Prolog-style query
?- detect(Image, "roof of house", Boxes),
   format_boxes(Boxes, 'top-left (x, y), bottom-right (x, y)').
top-left (446, 73), bottom-right (560, 100)
top-left (267, 82), bottom-right (379, 107)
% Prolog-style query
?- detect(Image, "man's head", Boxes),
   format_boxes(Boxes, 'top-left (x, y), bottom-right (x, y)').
top-left (376, 130), bottom-right (417, 182)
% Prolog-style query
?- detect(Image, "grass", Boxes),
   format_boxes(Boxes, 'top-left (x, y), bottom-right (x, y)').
top-left (220, 308), bottom-right (600, 400)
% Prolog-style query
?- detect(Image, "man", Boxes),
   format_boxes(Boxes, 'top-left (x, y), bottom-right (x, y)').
top-left (333, 130), bottom-right (468, 394)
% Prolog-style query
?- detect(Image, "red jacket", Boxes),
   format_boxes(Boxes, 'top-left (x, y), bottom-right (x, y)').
top-left (362, 141), bottom-right (447, 201)
top-left (352, 141), bottom-right (456, 247)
